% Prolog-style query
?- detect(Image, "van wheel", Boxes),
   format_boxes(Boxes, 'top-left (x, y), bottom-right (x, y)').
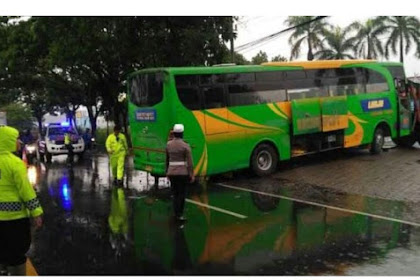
top-left (251, 143), bottom-right (278, 177)
top-left (370, 127), bottom-right (385, 155)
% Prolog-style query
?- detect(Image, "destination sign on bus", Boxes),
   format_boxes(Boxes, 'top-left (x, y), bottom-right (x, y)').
top-left (135, 109), bottom-right (156, 122)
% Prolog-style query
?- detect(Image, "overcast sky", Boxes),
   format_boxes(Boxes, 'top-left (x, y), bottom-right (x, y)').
top-left (235, 16), bottom-right (420, 77)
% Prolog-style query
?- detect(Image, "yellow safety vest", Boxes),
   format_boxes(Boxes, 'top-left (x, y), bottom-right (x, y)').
top-left (64, 133), bottom-right (71, 145)
top-left (0, 126), bottom-right (43, 220)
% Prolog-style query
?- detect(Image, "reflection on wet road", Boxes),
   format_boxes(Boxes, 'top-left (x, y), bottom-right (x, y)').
top-left (27, 153), bottom-right (420, 275)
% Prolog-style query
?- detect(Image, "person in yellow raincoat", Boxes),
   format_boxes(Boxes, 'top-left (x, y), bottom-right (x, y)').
top-left (105, 125), bottom-right (128, 187)
top-left (0, 126), bottom-right (43, 276)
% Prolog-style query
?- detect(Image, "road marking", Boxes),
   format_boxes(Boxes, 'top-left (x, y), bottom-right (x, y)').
top-left (217, 183), bottom-right (420, 227)
top-left (186, 198), bottom-right (247, 219)
top-left (128, 195), bottom-right (146, 200)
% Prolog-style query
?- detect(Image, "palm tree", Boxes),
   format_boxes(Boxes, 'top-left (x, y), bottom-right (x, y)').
top-left (314, 26), bottom-right (356, 60)
top-left (348, 18), bottom-right (388, 59)
top-left (284, 16), bottom-right (328, 61)
top-left (379, 16), bottom-right (420, 63)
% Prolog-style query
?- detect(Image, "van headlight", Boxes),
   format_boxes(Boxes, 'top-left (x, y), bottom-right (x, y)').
top-left (26, 146), bottom-right (36, 152)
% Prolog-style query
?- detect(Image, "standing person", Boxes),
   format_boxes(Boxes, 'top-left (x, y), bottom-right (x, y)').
top-left (82, 128), bottom-right (92, 150)
top-left (64, 128), bottom-right (74, 165)
top-left (106, 125), bottom-right (128, 187)
top-left (0, 126), bottom-right (43, 276)
top-left (166, 124), bottom-right (194, 221)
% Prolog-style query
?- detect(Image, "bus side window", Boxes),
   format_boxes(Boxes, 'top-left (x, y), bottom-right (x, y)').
top-left (202, 86), bottom-right (226, 109)
top-left (177, 87), bottom-right (202, 110)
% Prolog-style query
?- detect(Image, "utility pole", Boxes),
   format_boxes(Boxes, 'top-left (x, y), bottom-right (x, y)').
top-left (230, 16), bottom-right (235, 64)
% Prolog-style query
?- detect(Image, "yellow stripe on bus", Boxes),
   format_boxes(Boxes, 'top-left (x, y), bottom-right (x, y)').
top-left (267, 103), bottom-right (288, 119)
top-left (344, 113), bottom-right (367, 148)
top-left (26, 258), bottom-right (38, 276)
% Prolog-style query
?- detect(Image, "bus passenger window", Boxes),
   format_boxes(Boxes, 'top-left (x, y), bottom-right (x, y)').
top-left (177, 87), bottom-right (201, 110)
top-left (203, 86), bottom-right (226, 109)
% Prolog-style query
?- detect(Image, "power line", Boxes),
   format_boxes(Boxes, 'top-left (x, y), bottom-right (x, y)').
top-left (236, 16), bottom-right (329, 53)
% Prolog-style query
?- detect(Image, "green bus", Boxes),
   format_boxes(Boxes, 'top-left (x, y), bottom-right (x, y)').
top-left (127, 60), bottom-right (419, 177)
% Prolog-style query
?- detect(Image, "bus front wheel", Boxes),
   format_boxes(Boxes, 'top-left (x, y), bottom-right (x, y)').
top-left (251, 143), bottom-right (278, 177)
top-left (370, 127), bottom-right (385, 155)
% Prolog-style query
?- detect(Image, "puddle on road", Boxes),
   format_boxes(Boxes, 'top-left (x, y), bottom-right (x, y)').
top-left (134, 181), bottom-right (419, 275)
top-left (28, 154), bottom-right (420, 275)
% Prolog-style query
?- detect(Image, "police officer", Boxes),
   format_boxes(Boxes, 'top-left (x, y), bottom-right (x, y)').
top-left (166, 124), bottom-right (194, 221)
top-left (64, 128), bottom-right (73, 164)
top-left (0, 126), bottom-right (43, 276)
top-left (106, 125), bottom-right (128, 187)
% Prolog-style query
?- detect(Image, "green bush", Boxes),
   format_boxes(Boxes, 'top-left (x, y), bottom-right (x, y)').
top-left (95, 128), bottom-right (109, 147)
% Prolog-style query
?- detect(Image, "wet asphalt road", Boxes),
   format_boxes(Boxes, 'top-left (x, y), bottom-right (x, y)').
top-left (26, 148), bottom-right (420, 275)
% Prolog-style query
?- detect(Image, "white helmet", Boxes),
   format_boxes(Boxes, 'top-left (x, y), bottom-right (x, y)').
top-left (173, 124), bottom-right (184, 133)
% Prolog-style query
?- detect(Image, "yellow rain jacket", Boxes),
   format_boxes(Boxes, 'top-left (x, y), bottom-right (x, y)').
top-left (105, 133), bottom-right (128, 180)
top-left (0, 126), bottom-right (43, 221)
top-left (64, 132), bottom-right (71, 145)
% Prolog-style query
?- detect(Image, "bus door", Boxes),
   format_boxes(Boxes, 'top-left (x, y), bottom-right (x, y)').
top-left (291, 98), bottom-right (322, 136)
top-left (290, 98), bottom-right (322, 155)
top-left (395, 79), bottom-right (412, 137)
top-left (320, 96), bottom-right (348, 145)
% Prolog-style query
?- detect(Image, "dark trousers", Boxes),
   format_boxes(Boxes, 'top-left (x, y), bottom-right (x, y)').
top-left (169, 176), bottom-right (189, 217)
top-left (66, 144), bottom-right (74, 162)
top-left (0, 218), bottom-right (31, 266)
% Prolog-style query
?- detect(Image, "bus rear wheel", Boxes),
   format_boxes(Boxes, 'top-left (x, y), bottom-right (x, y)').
top-left (370, 127), bottom-right (385, 155)
top-left (251, 143), bottom-right (278, 177)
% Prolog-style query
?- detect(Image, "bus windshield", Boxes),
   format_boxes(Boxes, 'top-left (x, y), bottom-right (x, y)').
top-left (130, 73), bottom-right (164, 107)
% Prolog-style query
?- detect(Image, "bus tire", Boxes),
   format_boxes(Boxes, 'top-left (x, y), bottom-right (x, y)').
top-left (370, 127), bottom-right (385, 155)
top-left (251, 143), bottom-right (278, 177)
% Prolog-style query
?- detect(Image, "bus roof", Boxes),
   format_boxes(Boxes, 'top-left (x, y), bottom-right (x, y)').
top-left (128, 65), bottom-right (306, 78)
top-left (262, 59), bottom-right (378, 69)
top-left (128, 60), bottom-right (404, 78)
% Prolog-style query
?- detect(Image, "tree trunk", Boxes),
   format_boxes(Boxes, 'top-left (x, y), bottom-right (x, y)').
top-left (36, 115), bottom-right (43, 135)
top-left (307, 35), bottom-right (314, 61)
top-left (367, 35), bottom-right (371, 59)
top-left (400, 30), bottom-right (404, 63)
top-left (86, 106), bottom-right (98, 137)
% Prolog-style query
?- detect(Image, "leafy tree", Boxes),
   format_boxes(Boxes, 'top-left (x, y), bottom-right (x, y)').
top-left (1, 16), bottom-right (235, 138)
top-left (285, 16), bottom-right (328, 61)
top-left (29, 17), bottom-right (234, 135)
top-left (271, 55), bottom-right (287, 62)
top-left (224, 52), bottom-right (250, 65)
top-left (251, 50), bottom-right (268, 64)
top-left (0, 103), bottom-right (33, 131)
top-left (0, 19), bottom-right (56, 133)
top-left (348, 18), bottom-right (387, 59)
top-left (378, 16), bottom-right (420, 63)
top-left (314, 26), bottom-right (356, 60)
